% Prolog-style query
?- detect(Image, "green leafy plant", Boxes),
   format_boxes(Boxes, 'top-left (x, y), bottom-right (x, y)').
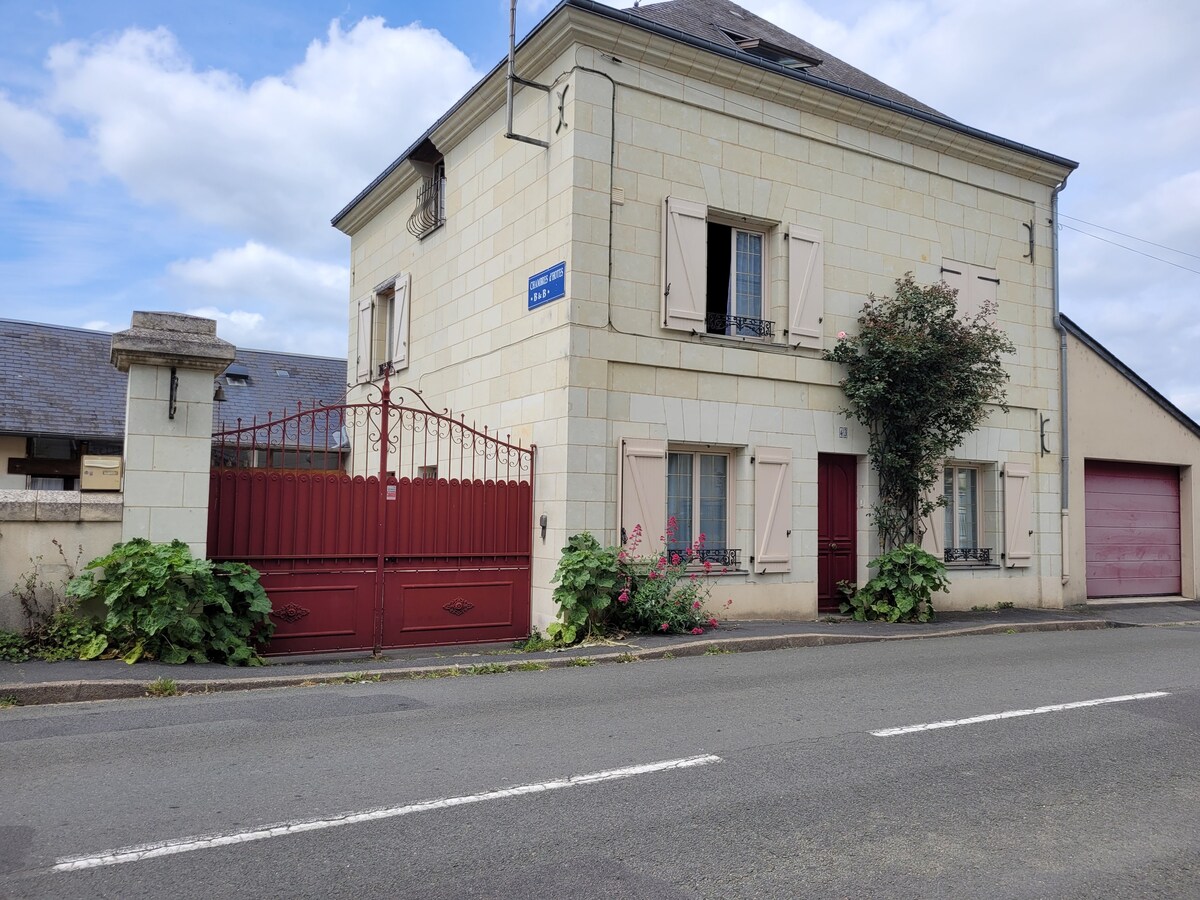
top-left (32, 604), bottom-right (104, 661)
top-left (0, 630), bottom-right (29, 662)
top-left (65, 539), bottom-right (275, 666)
top-left (0, 695), bottom-right (17, 709)
top-left (145, 677), bottom-right (179, 697)
top-left (513, 630), bottom-right (555, 653)
top-left (825, 274), bottom-right (1015, 550)
top-left (568, 657), bottom-right (596, 667)
top-left (840, 544), bottom-right (949, 623)
top-left (547, 533), bottom-right (620, 645)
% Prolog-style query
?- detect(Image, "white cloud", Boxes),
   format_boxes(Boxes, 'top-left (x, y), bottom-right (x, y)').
top-left (169, 241), bottom-right (349, 355)
top-left (0, 89), bottom-right (78, 190)
top-left (21, 17), bottom-right (480, 253)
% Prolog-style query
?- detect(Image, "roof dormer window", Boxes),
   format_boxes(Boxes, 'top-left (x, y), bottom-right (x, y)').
top-left (721, 30), bottom-right (821, 70)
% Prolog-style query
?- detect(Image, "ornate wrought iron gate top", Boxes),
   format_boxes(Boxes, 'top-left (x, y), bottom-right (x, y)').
top-left (212, 375), bottom-right (535, 485)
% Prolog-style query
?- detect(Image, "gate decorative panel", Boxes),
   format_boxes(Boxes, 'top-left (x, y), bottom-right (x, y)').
top-left (208, 377), bottom-right (534, 655)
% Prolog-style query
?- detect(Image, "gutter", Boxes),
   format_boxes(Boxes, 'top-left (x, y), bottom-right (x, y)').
top-left (1051, 176), bottom-right (1070, 582)
top-left (331, 0), bottom-right (1078, 228)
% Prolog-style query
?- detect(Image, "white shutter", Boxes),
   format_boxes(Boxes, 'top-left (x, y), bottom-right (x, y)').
top-left (942, 260), bottom-right (998, 321)
top-left (620, 438), bottom-right (667, 555)
top-left (391, 272), bottom-right (411, 371)
top-left (788, 224), bottom-right (824, 348)
top-left (355, 295), bottom-right (373, 383)
top-left (1003, 462), bottom-right (1033, 568)
top-left (941, 260), bottom-right (968, 316)
top-left (922, 476), bottom-right (946, 559)
top-left (662, 197), bottom-right (707, 332)
top-left (754, 446), bottom-right (792, 573)
top-left (972, 269), bottom-right (998, 323)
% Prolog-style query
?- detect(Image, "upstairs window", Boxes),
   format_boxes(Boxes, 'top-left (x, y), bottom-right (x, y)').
top-left (662, 197), bottom-right (824, 348)
top-left (412, 160), bottom-right (451, 240)
top-left (354, 272), bottom-right (411, 383)
top-left (706, 224), bottom-right (766, 337)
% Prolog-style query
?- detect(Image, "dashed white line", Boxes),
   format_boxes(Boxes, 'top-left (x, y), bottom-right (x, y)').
top-left (871, 691), bottom-right (1170, 737)
top-left (53, 753), bottom-right (721, 872)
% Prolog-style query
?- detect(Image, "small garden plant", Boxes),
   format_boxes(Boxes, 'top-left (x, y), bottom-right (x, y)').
top-left (546, 519), bottom-right (729, 645)
top-left (839, 543), bottom-right (949, 623)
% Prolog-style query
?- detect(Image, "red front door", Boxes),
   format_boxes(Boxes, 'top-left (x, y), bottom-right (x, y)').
top-left (818, 454), bottom-right (857, 612)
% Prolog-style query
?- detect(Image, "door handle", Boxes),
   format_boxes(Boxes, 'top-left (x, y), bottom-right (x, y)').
top-left (829, 542), bottom-right (838, 551)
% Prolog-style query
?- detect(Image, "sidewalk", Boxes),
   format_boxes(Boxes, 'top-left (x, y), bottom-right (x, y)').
top-left (3, 602), bottom-right (1197, 707)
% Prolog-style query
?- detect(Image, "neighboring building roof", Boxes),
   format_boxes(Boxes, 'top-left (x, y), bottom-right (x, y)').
top-left (1060, 313), bottom-right (1200, 441)
top-left (332, 0), bottom-right (1076, 228)
top-left (212, 347), bottom-right (348, 434)
top-left (628, 0), bottom-right (938, 114)
top-left (0, 319), bottom-right (348, 441)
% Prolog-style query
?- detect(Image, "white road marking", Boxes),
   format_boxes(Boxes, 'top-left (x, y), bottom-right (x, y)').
top-left (52, 753), bottom-right (721, 872)
top-left (871, 691), bottom-right (1169, 737)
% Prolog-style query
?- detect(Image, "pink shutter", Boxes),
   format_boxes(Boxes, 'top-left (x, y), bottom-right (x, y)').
top-left (662, 197), bottom-right (707, 332)
top-left (754, 446), bottom-right (792, 573)
top-left (620, 438), bottom-right (667, 555)
top-left (355, 295), bottom-right (373, 383)
top-left (1003, 462), bottom-right (1033, 568)
top-left (391, 272), bottom-right (411, 371)
top-left (788, 225), bottom-right (824, 348)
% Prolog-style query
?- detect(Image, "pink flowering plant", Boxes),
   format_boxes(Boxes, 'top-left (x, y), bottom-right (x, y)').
top-left (609, 518), bottom-right (728, 635)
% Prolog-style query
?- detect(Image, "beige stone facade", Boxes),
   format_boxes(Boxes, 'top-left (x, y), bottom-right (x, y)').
top-left (335, 2), bottom-right (1077, 628)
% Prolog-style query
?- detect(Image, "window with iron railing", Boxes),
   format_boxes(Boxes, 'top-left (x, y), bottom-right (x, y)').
top-left (406, 165), bottom-right (445, 239)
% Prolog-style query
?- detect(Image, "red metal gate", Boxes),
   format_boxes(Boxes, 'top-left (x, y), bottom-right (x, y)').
top-left (208, 377), bottom-right (534, 655)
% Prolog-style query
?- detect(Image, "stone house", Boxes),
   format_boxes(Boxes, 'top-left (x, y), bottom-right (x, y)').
top-left (330, 0), bottom-right (1185, 630)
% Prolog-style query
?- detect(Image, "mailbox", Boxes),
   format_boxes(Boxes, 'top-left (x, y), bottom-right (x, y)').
top-left (80, 455), bottom-right (122, 491)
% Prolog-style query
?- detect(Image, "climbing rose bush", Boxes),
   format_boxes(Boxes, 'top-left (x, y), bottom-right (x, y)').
top-left (609, 518), bottom-right (731, 635)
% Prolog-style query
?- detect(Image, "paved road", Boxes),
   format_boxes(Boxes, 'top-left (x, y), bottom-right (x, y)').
top-left (3, 626), bottom-right (1198, 898)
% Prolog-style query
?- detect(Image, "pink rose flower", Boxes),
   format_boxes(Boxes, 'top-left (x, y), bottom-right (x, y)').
top-left (690, 627), bottom-right (704, 635)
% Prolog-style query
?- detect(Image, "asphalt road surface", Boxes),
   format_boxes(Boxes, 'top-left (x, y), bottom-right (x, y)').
top-left (3, 625), bottom-right (1198, 899)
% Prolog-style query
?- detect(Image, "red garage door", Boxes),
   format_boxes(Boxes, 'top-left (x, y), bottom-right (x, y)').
top-left (1084, 461), bottom-right (1181, 598)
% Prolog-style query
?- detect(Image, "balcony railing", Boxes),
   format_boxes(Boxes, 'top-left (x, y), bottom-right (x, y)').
top-left (406, 175), bottom-right (444, 239)
top-left (692, 547), bottom-right (741, 568)
top-left (945, 547), bottom-right (992, 564)
top-left (705, 313), bottom-right (774, 338)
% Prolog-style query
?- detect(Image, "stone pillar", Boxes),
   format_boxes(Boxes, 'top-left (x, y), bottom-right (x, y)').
top-left (110, 312), bottom-right (235, 556)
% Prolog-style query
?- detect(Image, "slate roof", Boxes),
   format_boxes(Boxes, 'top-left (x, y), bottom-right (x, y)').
top-left (627, 0), bottom-right (940, 114)
top-left (333, 0), bottom-right (1075, 229)
top-left (0, 319), bottom-right (348, 441)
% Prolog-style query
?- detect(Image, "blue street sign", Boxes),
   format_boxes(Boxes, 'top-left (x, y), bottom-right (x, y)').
top-left (527, 261), bottom-right (566, 310)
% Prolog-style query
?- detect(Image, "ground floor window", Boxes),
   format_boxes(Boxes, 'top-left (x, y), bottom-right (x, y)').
top-left (944, 464), bottom-right (992, 563)
top-left (667, 450), bottom-right (735, 564)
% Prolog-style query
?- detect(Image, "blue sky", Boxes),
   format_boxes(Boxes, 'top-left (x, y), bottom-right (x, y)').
top-left (2, 1), bottom-right (1198, 415)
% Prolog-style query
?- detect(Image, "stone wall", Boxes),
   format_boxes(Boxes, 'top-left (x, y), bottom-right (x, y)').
top-left (0, 490), bottom-right (122, 632)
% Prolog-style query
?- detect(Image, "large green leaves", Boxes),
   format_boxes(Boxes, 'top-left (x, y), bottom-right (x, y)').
top-left (65, 540), bottom-right (274, 665)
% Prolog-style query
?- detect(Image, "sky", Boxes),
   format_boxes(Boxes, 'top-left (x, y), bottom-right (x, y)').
top-left (1, 1), bottom-right (1197, 415)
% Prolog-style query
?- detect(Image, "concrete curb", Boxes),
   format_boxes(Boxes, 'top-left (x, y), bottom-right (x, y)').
top-left (0, 616), bottom-right (1111, 708)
